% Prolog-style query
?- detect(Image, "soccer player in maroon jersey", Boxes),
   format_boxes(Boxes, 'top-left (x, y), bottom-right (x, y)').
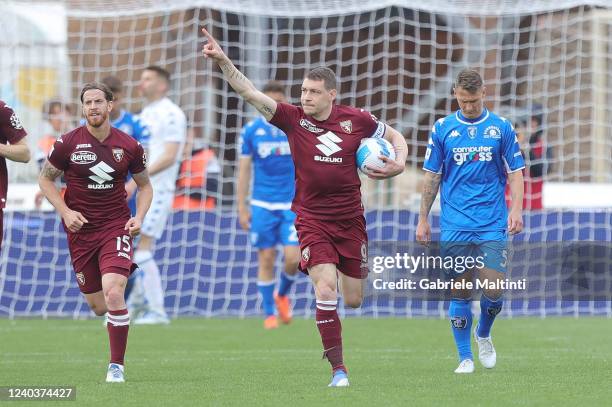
top-left (201, 28), bottom-right (408, 387)
top-left (38, 83), bottom-right (153, 383)
top-left (0, 101), bottom-right (31, 250)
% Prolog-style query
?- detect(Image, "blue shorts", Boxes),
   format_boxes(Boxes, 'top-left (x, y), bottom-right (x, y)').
top-left (440, 230), bottom-right (508, 274)
top-left (250, 205), bottom-right (298, 249)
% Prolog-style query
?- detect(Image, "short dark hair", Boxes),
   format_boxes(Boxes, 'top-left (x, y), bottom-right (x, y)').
top-left (101, 75), bottom-right (123, 96)
top-left (305, 66), bottom-right (337, 91)
top-left (454, 69), bottom-right (483, 93)
top-left (80, 82), bottom-right (113, 103)
top-left (145, 65), bottom-right (171, 83)
top-left (262, 80), bottom-right (285, 95)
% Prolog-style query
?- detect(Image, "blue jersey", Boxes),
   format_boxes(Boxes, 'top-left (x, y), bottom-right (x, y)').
top-left (423, 108), bottom-right (525, 231)
top-left (240, 116), bottom-right (295, 205)
top-left (112, 110), bottom-right (150, 150)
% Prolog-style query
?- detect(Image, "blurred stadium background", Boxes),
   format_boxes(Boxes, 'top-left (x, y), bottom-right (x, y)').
top-left (0, 0), bottom-right (610, 318)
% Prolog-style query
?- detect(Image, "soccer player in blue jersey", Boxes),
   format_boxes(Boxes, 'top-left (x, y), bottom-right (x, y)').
top-left (101, 76), bottom-right (150, 215)
top-left (237, 81), bottom-right (300, 329)
top-left (416, 69), bottom-right (525, 373)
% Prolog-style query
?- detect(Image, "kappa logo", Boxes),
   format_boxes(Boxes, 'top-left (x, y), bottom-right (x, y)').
top-left (76, 272), bottom-right (85, 286)
top-left (88, 161), bottom-right (115, 189)
top-left (450, 130), bottom-right (460, 138)
top-left (112, 148), bottom-right (124, 162)
top-left (299, 118), bottom-right (324, 133)
top-left (340, 120), bottom-right (352, 134)
top-left (315, 131), bottom-right (342, 156)
top-left (467, 126), bottom-right (477, 139)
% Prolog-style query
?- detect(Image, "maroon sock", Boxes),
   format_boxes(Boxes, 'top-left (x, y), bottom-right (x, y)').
top-left (107, 309), bottom-right (130, 365)
top-left (316, 300), bottom-right (345, 373)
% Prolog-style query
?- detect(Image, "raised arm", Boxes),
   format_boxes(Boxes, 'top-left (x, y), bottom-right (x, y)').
top-left (416, 171), bottom-right (442, 246)
top-left (201, 28), bottom-right (277, 121)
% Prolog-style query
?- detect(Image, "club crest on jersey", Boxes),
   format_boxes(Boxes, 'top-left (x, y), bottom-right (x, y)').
top-left (467, 126), bottom-right (477, 139)
top-left (70, 150), bottom-right (97, 164)
top-left (302, 246), bottom-right (310, 262)
top-left (112, 148), bottom-right (124, 162)
top-left (9, 112), bottom-right (24, 130)
top-left (299, 119), bottom-right (324, 133)
top-left (484, 125), bottom-right (502, 139)
top-left (76, 272), bottom-right (85, 286)
top-left (340, 120), bottom-right (352, 134)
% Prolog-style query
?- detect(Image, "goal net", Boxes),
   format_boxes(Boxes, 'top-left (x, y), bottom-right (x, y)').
top-left (1, 0), bottom-right (610, 318)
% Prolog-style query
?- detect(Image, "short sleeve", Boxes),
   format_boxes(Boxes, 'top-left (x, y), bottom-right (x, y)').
top-left (269, 103), bottom-right (300, 136)
top-left (423, 121), bottom-right (444, 174)
top-left (358, 109), bottom-right (384, 139)
top-left (129, 142), bottom-right (147, 174)
top-left (163, 109), bottom-right (186, 144)
top-left (0, 104), bottom-right (27, 144)
top-left (501, 123), bottom-right (525, 173)
top-left (239, 122), bottom-right (253, 157)
top-left (47, 136), bottom-right (71, 171)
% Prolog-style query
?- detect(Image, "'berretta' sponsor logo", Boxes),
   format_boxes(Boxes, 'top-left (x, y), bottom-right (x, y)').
top-left (70, 151), bottom-right (97, 164)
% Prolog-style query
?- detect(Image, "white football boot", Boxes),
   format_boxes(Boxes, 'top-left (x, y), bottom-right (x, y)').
top-left (474, 328), bottom-right (497, 368)
top-left (454, 359), bottom-right (475, 374)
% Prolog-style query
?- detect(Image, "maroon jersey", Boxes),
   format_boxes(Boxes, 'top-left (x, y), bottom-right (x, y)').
top-left (0, 101), bottom-right (27, 208)
top-left (270, 103), bottom-right (385, 220)
top-left (47, 126), bottom-right (146, 233)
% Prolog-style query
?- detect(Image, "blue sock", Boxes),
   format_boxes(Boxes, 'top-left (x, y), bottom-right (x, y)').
top-left (277, 272), bottom-right (297, 297)
top-left (477, 295), bottom-right (503, 338)
top-left (257, 281), bottom-right (275, 317)
top-left (449, 299), bottom-right (473, 362)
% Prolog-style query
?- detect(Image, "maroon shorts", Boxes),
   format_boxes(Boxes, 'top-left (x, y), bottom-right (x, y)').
top-left (67, 226), bottom-right (134, 294)
top-left (295, 215), bottom-right (369, 279)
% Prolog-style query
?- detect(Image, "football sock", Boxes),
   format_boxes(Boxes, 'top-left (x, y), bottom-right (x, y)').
top-left (449, 298), bottom-right (473, 362)
top-left (277, 271), bottom-right (297, 297)
top-left (134, 250), bottom-right (166, 316)
top-left (107, 308), bottom-right (130, 365)
top-left (316, 300), bottom-right (345, 373)
top-left (257, 280), bottom-right (275, 317)
top-left (477, 294), bottom-right (503, 338)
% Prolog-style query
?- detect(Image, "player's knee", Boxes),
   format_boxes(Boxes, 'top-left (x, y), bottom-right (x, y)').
top-left (315, 282), bottom-right (337, 302)
top-left (344, 292), bottom-right (363, 308)
top-left (483, 289), bottom-right (503, 301)
top-left (284, 259), bottom-right (299, 275)
top-left (104, 286), bottom-right (125, 308)
top-left (90, 303), bottom-right (107, 316)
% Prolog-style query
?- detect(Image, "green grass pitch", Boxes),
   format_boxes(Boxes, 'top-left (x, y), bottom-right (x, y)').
top-left (1, 317), bottom-right (611, 406)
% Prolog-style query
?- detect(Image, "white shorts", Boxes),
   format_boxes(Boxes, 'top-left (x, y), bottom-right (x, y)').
top-left (141, 189), bottom-right (174, 239)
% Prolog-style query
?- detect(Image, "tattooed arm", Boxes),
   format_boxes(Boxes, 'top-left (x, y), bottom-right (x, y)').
top-left (39, 160), bottom-right (88, 232)
top-left (415, 171), bottom-right (442, 246)
top-left (201, 28), bottom-right (277, 121)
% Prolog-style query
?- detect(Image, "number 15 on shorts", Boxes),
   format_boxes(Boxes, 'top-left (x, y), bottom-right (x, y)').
top-left (116, 235), bottom-right (131, 255)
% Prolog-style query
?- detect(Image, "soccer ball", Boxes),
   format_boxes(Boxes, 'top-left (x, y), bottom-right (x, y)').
top-left (356, 138), bottom-right (396, 174)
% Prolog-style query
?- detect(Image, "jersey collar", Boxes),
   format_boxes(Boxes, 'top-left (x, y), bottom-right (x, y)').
top-left (456, 108), bottom-right (489, 125)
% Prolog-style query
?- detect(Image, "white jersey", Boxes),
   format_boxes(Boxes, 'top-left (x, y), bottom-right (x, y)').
top-left (140, 97), bottom-right (187, 192)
